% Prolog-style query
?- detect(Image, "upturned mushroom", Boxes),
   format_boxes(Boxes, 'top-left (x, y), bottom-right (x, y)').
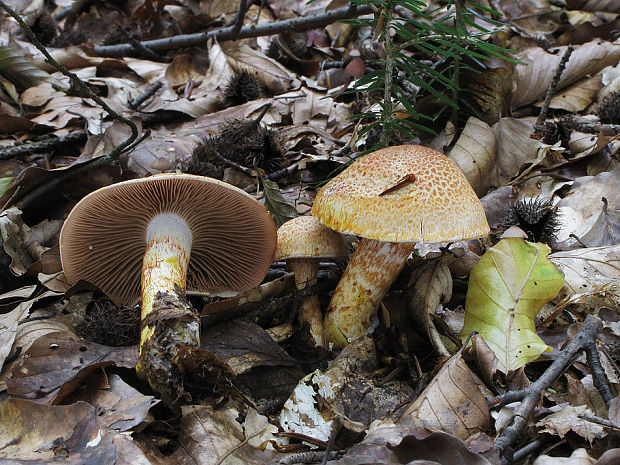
top-left (275, 216), bottom-right (348, 346)
top-left (60, 174), bottom-right (277, 397)
top-left (312, 145), bottom-right (490, 348)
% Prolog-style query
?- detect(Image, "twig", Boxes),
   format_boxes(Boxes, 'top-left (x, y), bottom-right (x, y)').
top-left (511, 438), bottom-right (546, 462)
top-left (535, 45), bottom-right (574, 128)
top-left (279, 451), bottom-right (342, 464)
top-left (0, 131), bottom-right (86, 160)
top-left (123, 29), bottom-right (171, 62)
top-left (213, 150), bottom-right (256, 177)
top-left (560, 115), bottom-right (620, 134)
top-left (584, 337), bottom-right (615, 404)
top-left (229, 0), bottom-right (251, 39)
top-left (0, 0), bottom-right (139, 209)
top-left (493, 316), bottom-right (604, 464)
top-left (577, 413), bottom-right (620, 431)
top-left (93, 4), bottom-right (373, 57)
top-left (321, 418), bottom-right (340, 465)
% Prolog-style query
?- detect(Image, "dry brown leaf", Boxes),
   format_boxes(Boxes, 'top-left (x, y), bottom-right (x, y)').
top-left (164, 50), bottom-right (211, 88)
top-left (492, 117), bottom-right (541, 185)
top-left (512, 40), bottom-right (620, 109)
top-left (536, 404), bottom-right (606, 442)
top-left (569, 129), bottom-right (618, 159)
top-left (549, 245), bottom-right (620, 308)
top-left (5, 331), bottom-right (137, 404)
top-left (577, 0), bottom-right (620, 13)
top-left (66, 372), bottom-right (158, 431)
top-left (407, 259), bottom-right (453, 357)
top-left (0, 286), bottom-right (59, 370)
top-left (448, 117), bottom-right (496, 196)
top-left (399, 350), bottom-right (491, 440)
top-left (169, 405), bottom-right (276, 465)
top-left (545, 74), bottom-right (602, 112)
top-left (222, 43), bottom-right (299, 94)
top-left (336, 421), bottom-right (492, 465)
top-left (0, 398), bottom-right (153, 464)
top-left (566, 374), bottom-right (607, 418)
top-left (533, 448), bottom-right (596, 465)
top-left (553, 170), bottom-right (620, 249)
top-left (201, 320), bottom-right (299, 376)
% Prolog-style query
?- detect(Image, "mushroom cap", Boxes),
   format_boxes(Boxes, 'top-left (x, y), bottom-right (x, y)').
top-left (60, 173), bottom-right (277, 306)
top-left (274, 215), bottom-right (348, 261)
top-left (312, 145), bottom-right (490, 242)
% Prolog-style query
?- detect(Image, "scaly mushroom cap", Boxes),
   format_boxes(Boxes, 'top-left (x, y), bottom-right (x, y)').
top-left (274, 216), bottom-right (348, 261)
top-left (60, 174), bottom-right (277, 306)
top-left (312, 145), bottom-right (490, 242)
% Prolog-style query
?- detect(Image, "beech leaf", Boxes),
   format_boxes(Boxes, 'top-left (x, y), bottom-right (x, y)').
top-left (459, 238), bottom-right (564, 373)
top-left (263, 179), bottom-right (298, 228)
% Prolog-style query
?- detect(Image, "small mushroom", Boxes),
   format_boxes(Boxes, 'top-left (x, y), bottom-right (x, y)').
top-left (275, 216), bottom-right (348, 347)
top-left (312, 145), bottom-right (490, 348)
top-left (60, 174), bottom-right (277, 396)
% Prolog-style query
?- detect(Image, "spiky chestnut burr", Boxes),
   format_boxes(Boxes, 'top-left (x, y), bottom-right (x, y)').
top-left (497, 197), bottom-right (561, 245)
top-left (223, 70), bottom-right (262, 107)
top-left (598, 92), bottom-right (620, 124)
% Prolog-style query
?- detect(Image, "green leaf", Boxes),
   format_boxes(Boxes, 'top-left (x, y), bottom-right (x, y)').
top-left (0, 177), bottom-right (13, 198)
top-left (459, 238), bottom-right (564, 373)
top-left (262, 179), bottom-right (297, 229)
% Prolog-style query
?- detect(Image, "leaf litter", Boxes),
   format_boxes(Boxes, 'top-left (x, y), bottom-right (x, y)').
top-left (0, 0), bottom-right (618, 464)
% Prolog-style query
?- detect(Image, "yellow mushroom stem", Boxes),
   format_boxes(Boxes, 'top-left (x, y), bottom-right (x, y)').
top-left (287, 258), bottom-right (323, 346)
top-left (139, 213), bottom-right (194, 355)
top-left (323, 239), bottom-right (415, 348)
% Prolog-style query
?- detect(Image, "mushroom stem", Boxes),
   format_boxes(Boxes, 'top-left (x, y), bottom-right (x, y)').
top-left (140, 213), bottom-right (194, 353)
top-left (323, 239), bottom-right (414, 348)
top-left (288, 258), bottom-right (323, 346)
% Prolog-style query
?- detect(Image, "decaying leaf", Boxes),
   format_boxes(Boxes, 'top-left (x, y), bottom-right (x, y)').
top-left (533, 448), bottom-right (596, 465)
top-left (448, 117), bottom-right (496, 196)
top-left (512, 40), bottom-right (620, 109)
top-left (5, 331), bottom-right (137, 404)
top-left (168, 405), bottom-right (276, 465)
top-left (336, 421), bottom-right (492, 465)
top-left (399, 350), bottom-right (491, 439)
top-left (536, 404), bottom-right (606, 442)
top-left (0, 398), bottom-right (153, 464)
top-left (492, 117), bottom-right (541, 185)
top-left (263, 178), bottom-right (298, 228)
top-left (460, 238), bottom-right (565, 373)
top-left (549, 245), bottom-right (620, 309)
top-left (407, 259), bottom-right (454, 356)
top-left (0, 286), bottom-right (60, 371)
top-left (553, 170), bottom-right (620, 250)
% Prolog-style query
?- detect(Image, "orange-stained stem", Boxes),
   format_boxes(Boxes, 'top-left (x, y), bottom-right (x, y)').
top-left (140, 213), bottom-right (193, 347)
top-left (288, 258), bottom-right (323, 346)
top-left (323, 239), bottom-right (415, 348)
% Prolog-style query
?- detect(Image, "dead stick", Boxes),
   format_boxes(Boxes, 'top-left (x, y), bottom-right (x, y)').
top-left (0, 131), bottom-right (86, 159)
top-left (93, 4), bottom-right (372, 57)
top-left (493, 315), bottom-right (603, 463)
top-left (535, 45), bottom-right (574, 128)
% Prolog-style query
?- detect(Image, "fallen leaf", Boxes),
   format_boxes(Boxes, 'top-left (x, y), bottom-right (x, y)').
top-left (512, 40), bottom-right (620, 109)
top-left (407, 259), bottom-right (453, 356)
top-left (448, 117), bottom-right (496, 196)
top-left (399, 350), bottom-right (491, 439)
top-left (336, 421), bottom-right (492, 465)
top-left (169, 405), bottom-right (276, 465)
top-left (263, 178), bottom-right (298, 228)
top-left (537, 404), bottom-right (606, 442)
top-left (533, 448), bottom-right (596, 465)
top-left (460, 238), bottom-right (565, 373)
top-left (5, 331), bottom-right (137, 404)
top-left (549, 245), bottom-right (620, 309)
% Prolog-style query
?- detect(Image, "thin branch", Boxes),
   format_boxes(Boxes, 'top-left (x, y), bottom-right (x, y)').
top-left (535, 44), bottom-right (574, 128)
top-left (129, 81), bottom-right (163, 110)
top-left (493, 316), bottom-right (603, 464)
top-left (230, 0), bottom-right (251, 39)
top-left (93, 4), bottom-right (373, 57)
top-left (0, 131), bottom-right (86, 160)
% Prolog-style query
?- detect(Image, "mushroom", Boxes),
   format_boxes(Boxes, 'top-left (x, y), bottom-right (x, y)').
top-left (60, 174), bottom-right (277, 393)
top-left (275, 216), bottom-right (348, 346)
top-left (312, 145), bottom-right (490, 348)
